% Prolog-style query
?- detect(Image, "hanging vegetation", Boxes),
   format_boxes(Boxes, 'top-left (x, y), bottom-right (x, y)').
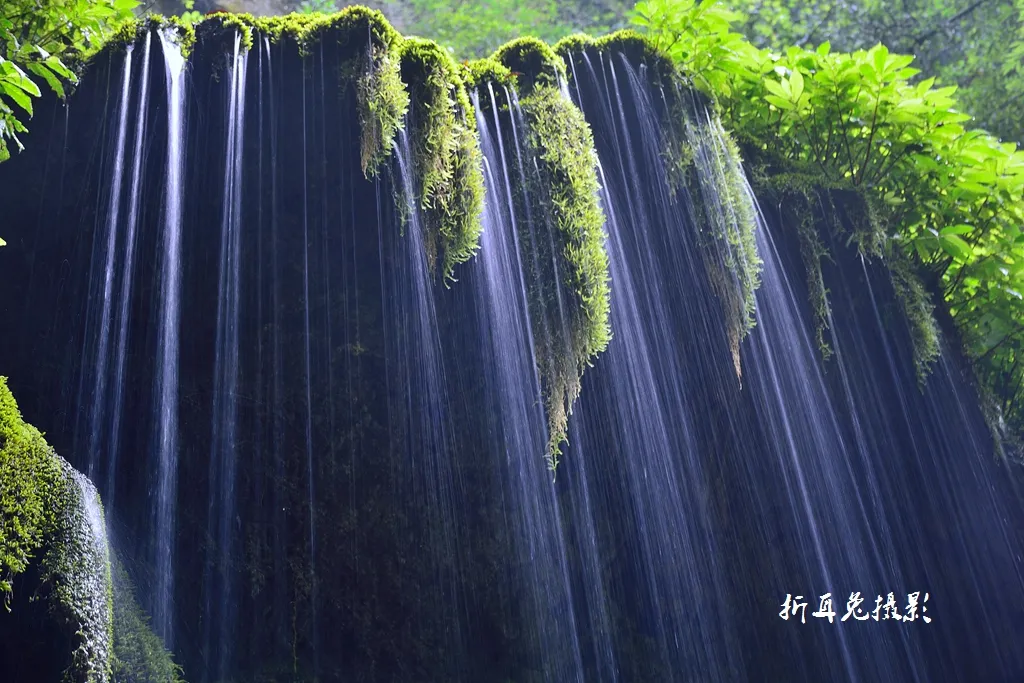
top-left (634, 0), bottom-right (1024, 444)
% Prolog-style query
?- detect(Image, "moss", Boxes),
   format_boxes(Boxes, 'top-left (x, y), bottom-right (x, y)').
top-left (751, 182), bottom-right (835, 362)
top-left (890, 256), bottom-right (941, 386)
top-left (0, 376), bottom-right (62, 603)
top-left (111, 555), bottom-right (185, 683)
top-left (0, 377), bottom-right (114, 682)
top-left (250, 6), bottom-right (400, 54)
top-left (358, 44), bottom-right (409, 178)
top-left (400, 38), bottom-right (485, 282)
top-left (687, 118), bottom-right (762, 380)
top-left (461, 57), bottom-right (515, 91)
top-left (84, 15), bottom-right (195, 64)
top-left (492, 37), bottom-right (565, 95)
top-left (517, 84), bottom-right (610, 470)
top-left (795, 192), bottom-right (835, 362)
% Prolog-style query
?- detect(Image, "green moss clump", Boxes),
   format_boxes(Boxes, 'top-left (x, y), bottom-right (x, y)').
top-left (492, 37), bottom-right (565, 95)
top-left (890, 256), bottom-right (941, 386)
top-left (358, 44), bottom-right (410, 178)
top-left (0, 377), bottom-right (114, 682)
top-left (250, 6), bottom-right (400, 55)
top-left (111, 555), bottom-right (185, 683)
top-left (461, 57), bottom-right (515, 91)
top-left (687, 118), bottom-right (762, 380)
top-left (0, 376), bottom-right (62, 602)
top-left (400, 38), bottom-right (485, 282)
top-left (518, 84), bottom-right (610, 470)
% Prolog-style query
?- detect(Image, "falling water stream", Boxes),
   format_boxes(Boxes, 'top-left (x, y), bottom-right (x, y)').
top-left (153, 29), bottom-right (187, 647)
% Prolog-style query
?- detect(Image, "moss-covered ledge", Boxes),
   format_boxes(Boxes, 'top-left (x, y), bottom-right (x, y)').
top-left (0, 377), bottom-right (113, 683)
top-left (399, 38), bottom-right (485, 283)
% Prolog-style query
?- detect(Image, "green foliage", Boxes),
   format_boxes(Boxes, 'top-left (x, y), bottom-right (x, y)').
top-left (0, 0), bottom-right (138, 162)
top-left (518, 84), bottom-right (610, 470)
top-left (111, 555), bottom-right (185, 683)
top-left (298, 0), bottom-right (339, 14)
top-left (630, 0), bottom-right (762, 98)
top-left (0, 376), bottom-right (114, 681)
top-left (634, 0), bottom-right (1024, 440)
top-left (179, 0), bottom-right (202, 26)
top-left (400, 37), bottom-right (485, 282)
top-left (727, 0), bottom-right (1024, 144)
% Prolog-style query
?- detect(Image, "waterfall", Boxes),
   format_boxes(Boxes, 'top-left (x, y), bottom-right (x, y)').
top-left (85, 44), bottom-right (132, 482)
top-left (154, 28), bottom-right (187, 647)
top-left (471, 84), bottom-right (587, 680)
top-left (1, 19), bottom-right (1023, 683)
top-left (203, 33), bottom-right (248, 680)
top-left (108, 32), bottom-right (153, 509)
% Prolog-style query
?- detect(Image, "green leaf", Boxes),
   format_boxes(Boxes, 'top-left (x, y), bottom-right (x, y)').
top-left (940, 234), bottom-right (973, 262)
top-left (941, 224), bottom-right (974, 236)
top-left (0, 82), bottom-right (33, 116)
top-left (789, 68), bottom-right (804, 101)
top-left (26, 63), bottom-right (64, 99)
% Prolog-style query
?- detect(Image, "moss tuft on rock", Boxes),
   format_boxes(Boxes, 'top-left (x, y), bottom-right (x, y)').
top-left (462, 57), bottom-right (515, 91)
top-left (0, 377), bottom-right (114, 682)
top-left (517, 84), bottom-right (610, 470)
top-left (358, 43), bottom-right (410, 178)
top-left (492, 37), bottom-right (565, 95)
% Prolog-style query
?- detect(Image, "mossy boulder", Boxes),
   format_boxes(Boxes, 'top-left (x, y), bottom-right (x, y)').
top-left (0, 377), bottom-right (114, 682)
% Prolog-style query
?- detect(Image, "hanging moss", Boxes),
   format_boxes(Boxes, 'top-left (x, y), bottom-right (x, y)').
top-left (795, 193), bottom-right (835, 362)
top-left (517, 84), bottom-right (610, 470)
top-left (890, 256), bottom-right (941, 386)
top-left (110, 555), bottom-right (185, 683)
top-left (752, 183), bottom-right (834, 362)
top-left (0, 377), bottom-right (114, 682)
top-left (400, 38), bottom-right (485, 283)
top-left (461, 57), bottom-right (515, 92)
top-left (687, 118), bottom-right (762, 380)
top-left (358, 44), bottom-right (409, 178)
top-left (0, 376), bottom-right (63, 603)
